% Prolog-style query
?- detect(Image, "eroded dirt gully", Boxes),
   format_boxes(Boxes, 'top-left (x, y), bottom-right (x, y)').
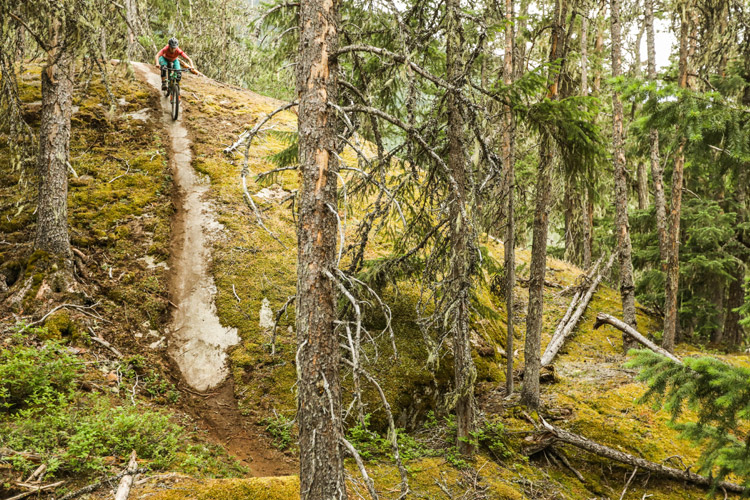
top-left (132, 63), bottom-right (294, 476)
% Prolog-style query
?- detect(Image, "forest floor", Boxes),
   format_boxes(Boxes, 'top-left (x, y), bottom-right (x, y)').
top-left (1, 61), bottom-right (749, 499)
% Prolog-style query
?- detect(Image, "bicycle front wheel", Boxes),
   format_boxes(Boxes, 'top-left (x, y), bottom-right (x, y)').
top-left (171, 84), bottom-right (180, 120)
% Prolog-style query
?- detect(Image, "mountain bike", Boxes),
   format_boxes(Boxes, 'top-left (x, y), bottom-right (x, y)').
top-left (163, 67), bottom-right (192, 120)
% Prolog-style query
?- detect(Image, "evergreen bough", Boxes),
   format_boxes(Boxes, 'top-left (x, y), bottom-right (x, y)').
top-left (628, 349), bottom-right (750, 486)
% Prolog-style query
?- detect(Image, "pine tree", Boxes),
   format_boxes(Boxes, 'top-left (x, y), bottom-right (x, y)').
top-left (628, 349), bottom-right (750, 487)
top-left (295, 0), bottom-right (348, 496)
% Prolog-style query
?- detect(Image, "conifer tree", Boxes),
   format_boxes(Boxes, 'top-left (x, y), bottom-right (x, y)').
top-left (295, 0), bottom-right (348, 496)
top-left (610, 0), bottom-right (637, 347)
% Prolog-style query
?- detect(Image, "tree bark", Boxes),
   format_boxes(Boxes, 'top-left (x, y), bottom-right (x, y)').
top-left (503, 0), bottom-right (516, 396)
top-left (295, 0), bottom-right (347, 496)
top-left (724, 164), bottom-right (747, 348)
top-left (446, 0), bottom-right (476, 455)
top-left (580, 10), bottom-right (594, 269)
top-left (645, 0), bottom-right (668, 267)
top-left (114, 451), bottom-right (138, 500)
top-left (662, 3), bottom-right (689, 353)
top-left (610, 0), bottom-right (638, 352)
top-left (521, 0), bottom-right (564, 410)
top-left (35, 17), bottom-right (73, 258)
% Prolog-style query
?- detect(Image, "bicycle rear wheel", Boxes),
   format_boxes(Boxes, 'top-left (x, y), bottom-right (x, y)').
top-left (171, 83), bottom-right (180, 120)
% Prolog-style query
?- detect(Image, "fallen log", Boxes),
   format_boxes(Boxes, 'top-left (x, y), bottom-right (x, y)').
top-left (541, 253), bottom-right (617, 366)
top-left (540, 417), bottom-right (744, 493)
top-left (114, 450), bottom-right (138, 500)
top-left (593, 313), bottom-right (682, 364)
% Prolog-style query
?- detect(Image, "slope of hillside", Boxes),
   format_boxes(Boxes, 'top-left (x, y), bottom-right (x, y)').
top-left (1, 62), bottom-right (748, 499)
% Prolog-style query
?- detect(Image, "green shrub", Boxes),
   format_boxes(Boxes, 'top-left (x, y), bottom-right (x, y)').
top-left (0, 339), bottom-right (81, 410)
top-left (261, 412), bottom-right (295, 451)
top-left (2, 395), bottom-right (182, 474)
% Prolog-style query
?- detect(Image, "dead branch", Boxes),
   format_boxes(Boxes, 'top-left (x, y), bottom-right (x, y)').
top-left (114, 450), bottom-right (138, 500)
top-left (540, 417), bottom-right (743, 493)
top-left (593, 313), bottom-right (682, 364)
top-left (26, 301), bottom-right (103, 328)
top-left (271, 295), bottom-right (295, 356)
top-left (6, 481), bottom-right (65, 500)
top-left (541, 253), bottom-right (616, 366)
top-left (57, 467), bottom-right (148, 500)
top-left (223, 101), bottom-right (297, 155)
top-left (341, 437), bottom-right (380, 500)
top-left (619, 466), bottom-right (638, 500)
top-left (88, 328), bottom-right (123, 358)
top-left (341, 357), bottom-right (409, 499)
top-left (24, 463), bottom-right (47, 483)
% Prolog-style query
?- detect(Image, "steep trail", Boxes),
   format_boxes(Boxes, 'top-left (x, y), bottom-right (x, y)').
top-left (131, 62), bottom-right (294, 476)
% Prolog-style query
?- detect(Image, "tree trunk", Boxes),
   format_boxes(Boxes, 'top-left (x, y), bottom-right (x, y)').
top-left (503, 0), bottom-right (516, 396)
top-left (521, 0), bottom-right (564, 410)
top-left (35, 18), bottom-right (73, 258)
top-left (724, 165), bottom-right (747, 349)
top-left (662, 3), bottom-right (689, 353)
top-left (540, 418), bottom-right (745, 493)
top-left (446, 0), bottom-right (476, 455)
top-left (580, 11), bottom-right (594, 269)
top-left (295, 0), bottom-right (347, 496)
top-left (645, 0), bottom-right (668, 266)
top-left (610, 0), bottom-right (638, 351)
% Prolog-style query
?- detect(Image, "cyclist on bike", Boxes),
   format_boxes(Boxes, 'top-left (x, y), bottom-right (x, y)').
top-left (155, 38), bottom-right (197, 91)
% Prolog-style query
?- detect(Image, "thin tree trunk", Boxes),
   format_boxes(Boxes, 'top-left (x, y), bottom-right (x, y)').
top-left (446, 0), bottom-right (476, 455)
top-left (503, 0), bottom-right (516, 396)
top-left (580, 10), bottom-right (594, 269)
top-left (723, 156), bottom-right (748, 349)
top-left (521, 0), bottom-right (564, 410)
top-left (35, 17), bottom-right (73, 258)
top-left (610, 0), bottom-right (638, 351)
top-left (295, 0), bottom-right (347, 496)
top-left (645, 0), bottom-right (668, 265)
top-left (663, 3), bottom-right (689, 353)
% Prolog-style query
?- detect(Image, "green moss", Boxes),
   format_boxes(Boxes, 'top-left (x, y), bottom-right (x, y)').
top-left (43, 311), bottom-right (83, 343)
top-left (144, 476), bottom-right (300, 500)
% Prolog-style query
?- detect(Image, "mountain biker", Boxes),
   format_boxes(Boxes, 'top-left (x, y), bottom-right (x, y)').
top-left (155, 38), bottom-right (197, 91)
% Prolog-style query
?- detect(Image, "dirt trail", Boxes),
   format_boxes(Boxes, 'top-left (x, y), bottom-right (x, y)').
top-left (132, 63), bottom-right (295, 476)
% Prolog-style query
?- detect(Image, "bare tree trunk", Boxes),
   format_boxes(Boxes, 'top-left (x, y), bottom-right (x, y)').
top-left (645, 0), bottom-right (668, 266)
top-left (610, 0), bottom-right (637, 351)
top-left (724, 155), bottom-right (748, 349)
top-left (663, 2), bottom-right (689, 353)
top-left (503, 0), bottom-right (516, 396)
top-left (295, 0), bottom-right (347, 496)
top-left (580, 10), bottom-right (594, 269)
top-left (35, 17), bottom-right (73, 258)
top-left (446, 0), bottom-right (476, 455)
top-left (521, 0), bottom-right (564, 410)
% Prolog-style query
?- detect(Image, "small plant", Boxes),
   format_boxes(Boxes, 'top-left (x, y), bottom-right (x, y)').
top-left (474, 419), bottom-right (513, 461)
top-left (261, 411), bottom-right (295, 451)
top-left (0, 337), bottom-right (81, 410)
top-left (346, 414), bottom-right (390, 460)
